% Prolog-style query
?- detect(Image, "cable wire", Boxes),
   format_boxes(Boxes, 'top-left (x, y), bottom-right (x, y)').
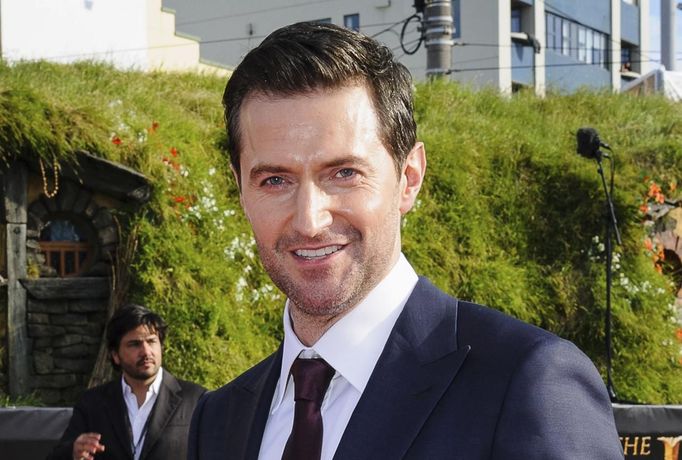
top-left (400, 14), bottom-right (424, 55)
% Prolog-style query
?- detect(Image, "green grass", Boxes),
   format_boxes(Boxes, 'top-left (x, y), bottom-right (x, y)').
top-left (1, 62), bottom-right (681, 403)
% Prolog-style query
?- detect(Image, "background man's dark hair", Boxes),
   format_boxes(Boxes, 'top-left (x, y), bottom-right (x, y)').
top-left (106, 304), bottom-right (167, 369)
top-left (223, 21), bottom-right (417, 182)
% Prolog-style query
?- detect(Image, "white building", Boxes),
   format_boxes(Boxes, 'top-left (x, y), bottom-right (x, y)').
top-left (161, 0), bottom-right (650, 95)
top-left (0, 0), bottom-right (229, 75)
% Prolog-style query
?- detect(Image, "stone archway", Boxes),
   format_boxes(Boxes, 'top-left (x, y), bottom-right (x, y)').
top-left (27, 177), bottom-right (119, 278)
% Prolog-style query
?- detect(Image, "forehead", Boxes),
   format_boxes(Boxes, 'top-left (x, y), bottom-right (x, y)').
top-left (120, 324), bottom-right (158, 342)
top-left (239, 85), bottom-right (384, 165)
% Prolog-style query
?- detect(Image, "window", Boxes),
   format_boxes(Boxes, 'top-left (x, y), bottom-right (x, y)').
top-left (596, 34), bottom-right (607, 67)
top-left (511, 8), bottom-right (522, 33)
top-left (546, 12), bottom-right (608, 69)
top-left (560, 21), bottom-right (569, 55)
top-left (570, 23), bottom-right (579, 59)
top-left (621, 45), bottom-right (633, 72)
top-left (39, 216), bottom-right (94, 277)
top-left (314, 18), bottom-right (332, 24)
top-left (578, 26), bottom-right (587, 62)
top-left (344, 13), bottom-right (360, 32)
top-left (546, 14), bottom-right (556, 50)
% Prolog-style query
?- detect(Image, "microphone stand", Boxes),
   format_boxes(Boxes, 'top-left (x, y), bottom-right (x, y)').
top-left (595, 151), bottom-right (621, 402)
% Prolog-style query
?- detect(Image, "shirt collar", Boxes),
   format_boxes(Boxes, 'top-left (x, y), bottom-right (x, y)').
top-left (121, 367), bottom-right (164, 399)
top-left (272, 253), bottom-right (418, 412)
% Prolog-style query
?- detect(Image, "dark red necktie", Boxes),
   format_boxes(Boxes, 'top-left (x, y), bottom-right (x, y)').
top-left (282, 358), bottom-right (335, 460)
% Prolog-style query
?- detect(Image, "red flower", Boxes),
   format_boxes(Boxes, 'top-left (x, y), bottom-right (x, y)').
top-left (149, 121), bottom-right (160, 133)
top-left (111, 136), bottom-right (122, 145)
top-left (675, 328), bottom-right (682, 342)
top-left (174, 196), bottom-right (186, 203)
top-left (648, 182), bottom-right (662, 198)
top-left (639, 202), bottom-right (649, 214)
top-left (644, 238), bottom-right (653, 252)
top-left (170, 147), bottom-right (178, 157)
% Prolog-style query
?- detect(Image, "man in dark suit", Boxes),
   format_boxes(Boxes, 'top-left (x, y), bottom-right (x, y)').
top-left (48, 304), bottom-right (205, 460)
top-left (188, 22), bottom-right (623, 459)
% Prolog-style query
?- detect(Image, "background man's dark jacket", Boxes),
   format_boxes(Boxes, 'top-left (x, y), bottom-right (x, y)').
top-left (48, 369), bottom-right (205, 460)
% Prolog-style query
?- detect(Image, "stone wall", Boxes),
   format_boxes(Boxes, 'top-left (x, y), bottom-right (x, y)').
top-left (0, 284), bottom-right (7, 394)
top-left (22, 278), bottom-right (109, 405)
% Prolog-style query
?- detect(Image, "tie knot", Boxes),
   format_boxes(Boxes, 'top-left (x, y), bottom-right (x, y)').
top-left (290, 358), bottom-right (335, 404)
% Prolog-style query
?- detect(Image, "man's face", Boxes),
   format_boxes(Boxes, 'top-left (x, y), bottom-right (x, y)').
top-left (236, 85), bottom-right (424, 320)
top-left (111, 325), bottom-right (162, 383)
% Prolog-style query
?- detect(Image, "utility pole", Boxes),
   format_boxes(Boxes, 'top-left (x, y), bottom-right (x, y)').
top-left (423, 0), bottom-right (454, 78)
top-left (661, 0), bottom-right (676, 70)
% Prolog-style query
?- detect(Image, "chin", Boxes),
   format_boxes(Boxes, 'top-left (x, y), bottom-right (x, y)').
top-left (292, 291), bottom-right (358, 318)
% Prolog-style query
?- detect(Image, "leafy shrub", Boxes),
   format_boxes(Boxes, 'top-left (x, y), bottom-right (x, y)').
top-left (0, 62), bottom-right (680, 402)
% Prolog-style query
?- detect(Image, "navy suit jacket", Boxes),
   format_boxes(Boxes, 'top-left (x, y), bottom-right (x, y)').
top-left (188, 277), bottom-right (623, 459)
top-left (48, 369), bottom-right (205, 460)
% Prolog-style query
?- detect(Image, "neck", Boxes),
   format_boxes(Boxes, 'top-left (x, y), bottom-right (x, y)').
top-left (289, 306), bottom-right (351, 346)
top-left (123, 372), bottom-right (157, 407)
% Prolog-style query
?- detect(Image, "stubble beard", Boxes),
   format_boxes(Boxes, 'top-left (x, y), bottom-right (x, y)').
top-left (256, 221), bottom-right (399, 321)
top-left (122, 358), bottom-right (160, 382)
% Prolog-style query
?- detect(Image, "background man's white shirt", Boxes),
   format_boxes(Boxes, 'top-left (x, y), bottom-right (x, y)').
top-left (121, 368), bottom-right (163, 460)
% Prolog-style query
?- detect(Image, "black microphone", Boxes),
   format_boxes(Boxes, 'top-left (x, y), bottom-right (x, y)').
top-left (576, 127), bottom-right (611, 159)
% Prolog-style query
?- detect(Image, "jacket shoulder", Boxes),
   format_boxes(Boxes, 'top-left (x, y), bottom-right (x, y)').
top-left (207, 350), bottom-right (279, 401)
top-left (176, 377), bottom-right (207, 397)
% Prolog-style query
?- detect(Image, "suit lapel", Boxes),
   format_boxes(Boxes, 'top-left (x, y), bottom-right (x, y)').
top-left (229, 347), bottom-right (283, 460)
top-left (103, 379), bottom-right (134, 458)
top-left (139, 369), bottom-right (181, 459)
top-left (334, 277), bottom-right (470, 460)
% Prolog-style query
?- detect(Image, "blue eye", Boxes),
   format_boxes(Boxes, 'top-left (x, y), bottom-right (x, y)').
top-left (264, 176), bottom-right (284, 186)
top-left (337, 168), bottom-right (355, 178)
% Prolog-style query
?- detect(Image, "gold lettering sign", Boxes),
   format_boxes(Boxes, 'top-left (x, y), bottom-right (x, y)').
top-left (657, 436), bottom-right (682, 460)
top-left (621, 436), bottom-right (653, 456)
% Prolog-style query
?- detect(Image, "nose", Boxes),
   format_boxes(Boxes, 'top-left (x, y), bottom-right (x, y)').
top-left (291, 182), bottom-right (333, 237)
top-left (141, 341), bottom-right (153, 356)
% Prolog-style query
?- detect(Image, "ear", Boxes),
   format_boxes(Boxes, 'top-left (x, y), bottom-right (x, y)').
top-left (399, 142), bottom-right (426, 215)
top-left (111, 350), bottom-right (121, 366)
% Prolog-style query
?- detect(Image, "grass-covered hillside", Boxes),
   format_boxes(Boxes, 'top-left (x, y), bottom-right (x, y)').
top-left (1, 61), bottom-right (681, 403)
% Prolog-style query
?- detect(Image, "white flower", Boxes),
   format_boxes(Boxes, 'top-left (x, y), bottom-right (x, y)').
top-left (208, 167), bottom-right (216, 176)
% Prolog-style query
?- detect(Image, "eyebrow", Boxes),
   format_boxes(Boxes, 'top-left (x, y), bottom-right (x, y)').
top-left (247, 155), bottom-right (373, 183)
top-left (248, 164), bottom-right (290, 183)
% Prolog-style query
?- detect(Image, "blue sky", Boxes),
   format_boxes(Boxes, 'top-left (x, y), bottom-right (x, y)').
top-left (649, 1), bottom-right (682, 69)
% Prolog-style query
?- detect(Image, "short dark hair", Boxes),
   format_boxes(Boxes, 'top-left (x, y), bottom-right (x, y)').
top-left (223, 21), bottom-right (417, 182)
top-left (106, 304), bottom-right (167, 367)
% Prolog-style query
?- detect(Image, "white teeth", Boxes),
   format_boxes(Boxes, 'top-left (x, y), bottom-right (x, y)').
top-left (295, 245), bottom-right (341, 258)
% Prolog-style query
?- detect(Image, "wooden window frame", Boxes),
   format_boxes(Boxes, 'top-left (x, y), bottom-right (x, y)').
top-left (40, 241), bottom-right (93, 277)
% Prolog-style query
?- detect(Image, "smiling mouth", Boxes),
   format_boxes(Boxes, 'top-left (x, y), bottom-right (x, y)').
top-left (294, 245), bottom-right (342, 259)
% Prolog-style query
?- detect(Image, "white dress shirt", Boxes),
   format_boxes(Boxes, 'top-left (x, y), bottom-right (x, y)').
top-left (257, 254), bottom-right (419, 460)
top-left (121, 368), bottom-right (163, 460)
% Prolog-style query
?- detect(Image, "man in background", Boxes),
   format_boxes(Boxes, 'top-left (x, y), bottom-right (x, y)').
top-left (189, 21), bottom-right (622, 459)
top-left (49, 304), bottom-right (205, 460)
